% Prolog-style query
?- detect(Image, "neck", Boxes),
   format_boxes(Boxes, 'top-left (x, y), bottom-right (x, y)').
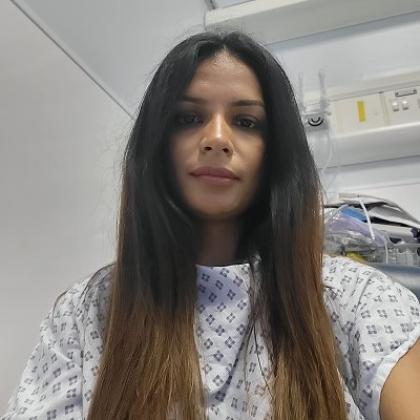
top-left (196, 220), bottom-right (242, 266)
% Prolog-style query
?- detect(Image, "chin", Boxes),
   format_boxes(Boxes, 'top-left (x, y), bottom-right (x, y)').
top-left (192, 206), bottom-right (238, 221)
top-left (183, 193), bottom-right (249, 221)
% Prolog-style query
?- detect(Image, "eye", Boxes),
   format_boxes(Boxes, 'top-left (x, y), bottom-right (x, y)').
top-left (235, 116), bottom-right (259, 129)
top-left (175, 112), bottom-right (202, 127)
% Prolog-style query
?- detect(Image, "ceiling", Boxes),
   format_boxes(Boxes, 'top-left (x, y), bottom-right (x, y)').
top-left (10, 0), bottom-right (420, 117)
top-left (13, 0), bottom-right (208, 117)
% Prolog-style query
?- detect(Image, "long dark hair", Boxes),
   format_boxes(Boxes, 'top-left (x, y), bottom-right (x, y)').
top-left (87, 31), bottom-right (347, 419)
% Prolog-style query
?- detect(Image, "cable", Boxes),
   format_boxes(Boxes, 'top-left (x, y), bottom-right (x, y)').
top-left (358, 197), bottom-right (375, 241)
top-left (382, 234), bottom-right (390, 264)
top-left (357, 196), bottom-right (390, 263)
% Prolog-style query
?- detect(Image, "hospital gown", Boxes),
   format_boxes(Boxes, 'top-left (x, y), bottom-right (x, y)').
top-left (2, 255), bottom-right (420, 419)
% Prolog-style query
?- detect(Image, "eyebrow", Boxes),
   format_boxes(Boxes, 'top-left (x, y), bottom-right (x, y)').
top-left (181, 95), bottom-right (265, 109)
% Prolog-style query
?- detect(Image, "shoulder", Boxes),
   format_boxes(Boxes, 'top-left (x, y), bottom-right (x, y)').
top-left (322, 254), bottom-right (420, 338)
top-left (322, 254), bottom-right (383, 294)
top-left (322, 255), bottom-right (420, 419)
top-left (322, 254), bottom-right (419, 312)
top-left (51, 263), bottom-right (114, 338)
top-left (57, 264), bottom-right (113, 306)
top-left (1, 265), bottom-right (114, 419)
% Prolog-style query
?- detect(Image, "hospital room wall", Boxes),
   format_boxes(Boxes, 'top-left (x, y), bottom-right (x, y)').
top-left (268, 12), bottom-right (420, 220)
top-left (0, 1), bottom-right (131, 410)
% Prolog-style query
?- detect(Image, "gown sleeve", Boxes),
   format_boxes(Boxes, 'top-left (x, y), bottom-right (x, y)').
top-left (1, 279), bottom-right (90, 420)
top-left (323, 256), bottom-right (420, 420)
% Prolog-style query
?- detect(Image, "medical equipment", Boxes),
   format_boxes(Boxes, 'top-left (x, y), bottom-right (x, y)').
top-left (300, 70), bottom-right (420, 169)
top-left (325, 193), bottom-right (420, 267)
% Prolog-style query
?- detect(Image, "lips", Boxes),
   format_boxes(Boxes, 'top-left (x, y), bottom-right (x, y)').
top-left (190, 166), bottom-right (238, 179)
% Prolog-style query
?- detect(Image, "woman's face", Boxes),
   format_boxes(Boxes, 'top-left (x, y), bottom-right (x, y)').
top-left (170, 51), bottom-right (267, 222)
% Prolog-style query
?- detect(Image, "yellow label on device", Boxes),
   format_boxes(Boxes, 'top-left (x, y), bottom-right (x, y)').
top-left (357, 100), bottom-right (366, 122)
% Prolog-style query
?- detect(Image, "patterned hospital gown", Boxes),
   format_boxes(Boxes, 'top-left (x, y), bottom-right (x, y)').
top-left (2, 255), bottom-right (420, 419)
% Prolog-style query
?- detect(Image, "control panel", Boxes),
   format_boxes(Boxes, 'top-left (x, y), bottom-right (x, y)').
top-left (330, 85), bottom-right (420, 134)
top-left (314, 82), bottom-right (420, 168)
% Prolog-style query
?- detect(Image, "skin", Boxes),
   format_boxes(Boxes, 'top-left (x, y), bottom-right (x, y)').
top-left (170, 50), bottom-right (266, 266)
top-left (379, 337), bottom-right (420, 420)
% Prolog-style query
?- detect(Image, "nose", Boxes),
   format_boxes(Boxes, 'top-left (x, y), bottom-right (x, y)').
top-left (200, 113), bottom-right (233, 156)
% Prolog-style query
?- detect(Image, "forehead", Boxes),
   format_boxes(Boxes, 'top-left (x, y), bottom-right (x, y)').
top-left (185, 51), bottom-right (263, 101)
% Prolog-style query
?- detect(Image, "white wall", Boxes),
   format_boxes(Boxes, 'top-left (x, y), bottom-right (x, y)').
top-left (269, 12), bottom-right (420, 95)
top-left (15, 0), bottom-right (208, 114)
top-left (0, 1), bottom-right (131, 410)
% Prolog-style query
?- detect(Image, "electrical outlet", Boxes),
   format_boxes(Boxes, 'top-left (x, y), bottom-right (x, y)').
top-left (383, 86), bottom-right (420, 126)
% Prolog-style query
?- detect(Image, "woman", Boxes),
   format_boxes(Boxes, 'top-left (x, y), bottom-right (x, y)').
top-left (3, 31), bottom-right (420, 420)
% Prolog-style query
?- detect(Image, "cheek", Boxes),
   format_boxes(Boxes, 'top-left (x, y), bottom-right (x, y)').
top-left (170, 137), bottom-right (202, 208)
top-left (171, 137), bottom-right (190, 179)
top-left (246, 143), bottom-right (265, 185)
top-left (239, 143), bottom-right (266, 207)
